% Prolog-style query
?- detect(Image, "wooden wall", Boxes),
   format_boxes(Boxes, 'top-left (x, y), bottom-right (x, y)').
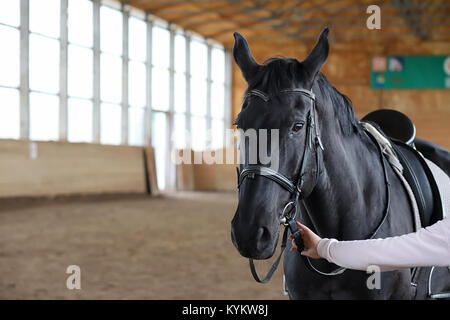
top-left (0, 139), bottom-right (148, 198)
top-left (176, 149), bottom-right (237, 192)
top-left (231, 40), bottom-right (450, 150)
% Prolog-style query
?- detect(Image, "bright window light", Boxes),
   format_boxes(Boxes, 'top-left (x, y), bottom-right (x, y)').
top-left (211, 119), bottom-right (224, 150)
top-left (190, 79), bottom-right (207, 116)
top-left (0, 0), bottom-right (20, 27)
top-left (0, 87), bottom-right (20, 139)
top-left (174, 34), bottom-right (186, 73)
top-left (129, 17), bottom-right (147, 62)
top-left (152, 26), bottom-right (170, 69)
top-left (128, 106), bottom-right (145, 146)
top-left (0, 25), bottom-right (20, 88)
top-left (173, 113), bottom-right (186, 149)
top-left (68, 98), bottom-right (93, 143)
top-left (68, 0), bottom-right (93, 47)
top-left (100, 54), bottom-right (122, 104)
top-left (30, 0), bottom-right (60, 38)
top-left (151, 67), bottom-right (169, 111)
top-left (68, 45), bottom-right (93, 99)
top-left (100, 103), bottom-right (121, 145)
top-left (152, 112), bottom-right (167, 190)
top-left (100, 6), bottom-right (123, 56)
top-left (190, 40), bottom-right (207, 79)
top-left (29, 34), bottom-right (60, 94)
top-left (128, 60), bottom-right (146, 107)
top-left (174, 73), bottom-right (186, 113)
top-left (211, 47), bottom-right (225, 84)
top-left (30, 92), bottom-right (59, 141)
top-left (191, 116), bottom-right (206, 151)
top-left (211, 82), bottom-right (225, 119)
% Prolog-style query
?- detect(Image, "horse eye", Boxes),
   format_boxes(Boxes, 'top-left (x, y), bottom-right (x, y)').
top-left (292, 122), bottom-right (304, 132)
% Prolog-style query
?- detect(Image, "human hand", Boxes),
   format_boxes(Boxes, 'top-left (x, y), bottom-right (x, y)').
top-left (288, 221), bottom-right (322, 259)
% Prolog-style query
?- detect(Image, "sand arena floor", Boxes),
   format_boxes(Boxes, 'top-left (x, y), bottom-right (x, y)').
top-left (0, 192), bottom-right (287, 299)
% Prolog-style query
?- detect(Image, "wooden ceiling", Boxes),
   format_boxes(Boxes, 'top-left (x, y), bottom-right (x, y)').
top-left (124, 0), bottom-right (450, 49)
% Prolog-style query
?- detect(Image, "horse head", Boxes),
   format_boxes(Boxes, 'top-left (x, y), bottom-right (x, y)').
top-left (231, 28), bottom-right (330, 260)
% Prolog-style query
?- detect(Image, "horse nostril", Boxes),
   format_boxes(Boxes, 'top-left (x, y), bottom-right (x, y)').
top-left (257, 227), bottom-right (271, 243)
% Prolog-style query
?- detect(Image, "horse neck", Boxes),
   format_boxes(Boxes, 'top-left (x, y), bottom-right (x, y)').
top-left (302, 98), bottom-right (387, 240)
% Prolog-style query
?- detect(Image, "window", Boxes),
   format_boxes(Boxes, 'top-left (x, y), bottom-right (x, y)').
top-left (174, 73), bottom-right (186, 113)
top-left (66, 0), bottom-right (95, 145)
top-left (101, 54), bottom-right (122, 104)
top-left (152, 112), bottom-right (167, 190)
top-left (30, 0), bottom-right (60, 38)
top-left (190, 39), bottom-right (207, 79)
top-left (152, 26), bottom-right (170, 69)
top-left (210, 47), bottom-right (227, 149)
top-left (151, 26), bottom-right (170, 112)
top-left (191, 116), bottom-right (206, 151)
top-left (30, 93), bottom-right (59, 141)
top-left (174, 34), bottom-right (186, 115)
top-left (29, 34), bottom-right (60, 94)
top-left (173, 113), bottom-right (186, 149)
top-left (68, 98), bottom-right (93, 143)
top-left (128, 107), bottom-right (145, 146)
top-left (68, 0), bottom-right (93, 48)
top-left (68, 45), bottom-right (93, 99)
top-left (100, 6), bottom-right (122, 56)
top-left (129, 60), bottom-right (146, 107)
top-left (100, 4), bottom-right (123, 108)
top-left (151, 67), bottom-right (169, 111)
top-left (0, 0), bottom-right (20, 27)
top-left (0, 2), bottom-right (20, 140)
top-left (190, 80), bottom-right (207, 116)
top-left (129, 17), bottom-right (146, 62)
top-left (151, 26), bottom-right (171, 186)
top-left (29, 1), bottom-right (60, 141)
top-left (100, 103), bottom-right (121, 145)
top-left (174, 34), bottom-right (186, 73)
top-left (0, 25), bottom-right (20, 88)
top-left (0, 88), bottom-right (20, 139)
top-left (127, 16), bottom-right (147, 147)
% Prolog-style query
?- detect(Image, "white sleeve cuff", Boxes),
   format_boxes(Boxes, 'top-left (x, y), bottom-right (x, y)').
top-left (317, 238), bottom-right (338, 262)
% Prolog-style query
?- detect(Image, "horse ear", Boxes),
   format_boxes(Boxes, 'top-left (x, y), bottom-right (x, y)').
top-left (233, 32), bottom-right (260, 82)
top-left (303, 27), bottom-right (330, 79)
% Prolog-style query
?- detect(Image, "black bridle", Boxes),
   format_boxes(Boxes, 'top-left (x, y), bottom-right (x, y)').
top-left (236, 87), bottom-right (391, 283)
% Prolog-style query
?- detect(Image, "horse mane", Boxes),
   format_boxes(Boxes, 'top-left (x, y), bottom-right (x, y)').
top-left (315, 73), bottom-right (361, 136)
top-left (242, 57), bottom-right (361, 137)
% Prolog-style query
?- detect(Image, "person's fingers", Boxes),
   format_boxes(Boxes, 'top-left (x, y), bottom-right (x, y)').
top-left (296, 221), bottom-right (312, 234)
top-left (290, 239), bottom-right (297, 251)
top-left (296, 221), bottom-right (307, 229)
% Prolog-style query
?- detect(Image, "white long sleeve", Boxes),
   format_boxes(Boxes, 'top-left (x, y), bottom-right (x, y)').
top-left (317, 218), bottom-right (450, 272)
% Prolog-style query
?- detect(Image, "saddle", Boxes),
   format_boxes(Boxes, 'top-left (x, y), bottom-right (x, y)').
top-left (362, 109), bottom-right (443, 227)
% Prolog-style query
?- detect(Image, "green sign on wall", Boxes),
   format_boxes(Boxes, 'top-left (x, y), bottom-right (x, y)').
top-left (370, 55), bottom-right (450, 89)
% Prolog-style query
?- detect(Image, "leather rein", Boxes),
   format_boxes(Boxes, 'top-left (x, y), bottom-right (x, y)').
top-left (236, 87), bottom-right (392, 283)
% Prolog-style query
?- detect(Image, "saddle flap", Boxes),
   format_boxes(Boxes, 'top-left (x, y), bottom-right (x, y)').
top-left (392, 141), bottom-right (443, 227)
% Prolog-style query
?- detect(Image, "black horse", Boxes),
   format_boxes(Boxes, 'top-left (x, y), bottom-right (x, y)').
top-left (230, 28), bottom-right (450, 299)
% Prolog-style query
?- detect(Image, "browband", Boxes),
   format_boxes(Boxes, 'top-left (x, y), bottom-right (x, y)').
top-left (245, 88), bottom-right (315, 102)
